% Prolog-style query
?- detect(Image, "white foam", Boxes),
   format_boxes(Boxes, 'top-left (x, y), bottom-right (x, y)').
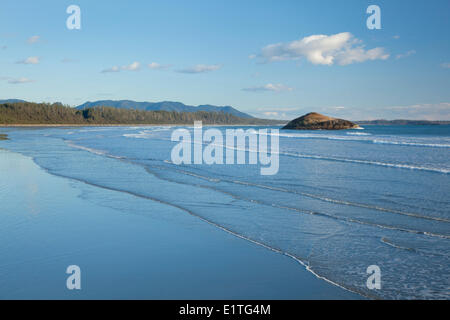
top-left (283, 152), bottom-right (450, 174)
top-left (66, 141), bottom-right (123, 159)
top-left (346, 132), bottom-right (371, 136)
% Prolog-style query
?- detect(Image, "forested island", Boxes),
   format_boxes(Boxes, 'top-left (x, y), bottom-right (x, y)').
top-left (0, 102), bottom-right (282, 126)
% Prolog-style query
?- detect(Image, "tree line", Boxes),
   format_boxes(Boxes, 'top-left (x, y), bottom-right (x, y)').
top-left (0, 102), bottom-right (282, 125)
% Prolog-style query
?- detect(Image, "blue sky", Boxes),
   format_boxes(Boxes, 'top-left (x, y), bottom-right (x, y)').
top-left (0, 0), bottom-right (449, 120)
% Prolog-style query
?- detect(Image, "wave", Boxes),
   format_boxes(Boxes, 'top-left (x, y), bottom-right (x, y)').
top-left (64, 138), bottom-right (450, 229)
top-left (147, 161), bottom-right (450, 226)
top-left (122, 157), bottom-right (450, 239)
top-left (226, 179), bottom-right (450, 222)
top-left (281, 152), bottom-right (450, 174)
top-left (123, 129), bottom-right (168, 139)
top-left (265, 131), bottom-right (450, 148)
top-left (66, 141), bottom-right (124, 159)
top-left (123, 132), bottom-right (449, 174)
top-left (381, 237), bottom-right (450, 257)
top-left (381, 237), bottom-right (417, 252)
top-left (372, 139), bottom-right (450, 148)
top-left (124, 127), bottom-right (450, 148)
top-left (346, 132), bottom-right (371, 136)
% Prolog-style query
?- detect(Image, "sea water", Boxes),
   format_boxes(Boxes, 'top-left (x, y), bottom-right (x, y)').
top-left (1, 124), bottom-right (449, 299)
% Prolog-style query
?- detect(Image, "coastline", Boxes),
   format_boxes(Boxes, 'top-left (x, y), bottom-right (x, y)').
top-left (0, 123), bottom-right (285, 128)
top-left (0, 146), bottom-right (362, 299)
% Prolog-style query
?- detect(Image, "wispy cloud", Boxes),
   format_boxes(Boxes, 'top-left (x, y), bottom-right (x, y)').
top-left (242, 83), bottom-right (293, 92)
top-left (101, 66), bottom-right (120, 73)
top-left (148, 62), bottom-right (171, 70)
top-left (262, 111), bottom-right (282, 117)
top-left (121, 61), bottom-right (141, 71)
top-left (393, 35), bottom-right (400, 39)
top-left (257, 32), bottom-right (389, 66)
top-left (177, 64), bottom-right (221, 74)
top-left (441, 62), bottom-right (450, 69)
top-left (0, 45), bottom-right (6, 50)
top-left (396, 50), bottom-right (416, 59)
top-left (102, 61), bottom-right (141, 73)
top-left (27, 35), bottom-right (40, 44)
top-left (253, 107), bottom-right (302, 119)
top-left (8, 77), bottom-right (35, 84)
top-left (16, 56), bottom-right (40, 65)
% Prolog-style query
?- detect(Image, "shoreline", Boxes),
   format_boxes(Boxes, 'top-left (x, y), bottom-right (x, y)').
top-left (0, 123), bottom-right (285, 128)
top-left (0, 145), bottom-right (362, 299)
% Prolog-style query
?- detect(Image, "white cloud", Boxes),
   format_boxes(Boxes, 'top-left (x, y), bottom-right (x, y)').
top-left (396, 50), bottom-right (416, 59)
top-left (1, 45), bottom-right (6, 50)
top-left (8, 77), bottom-right (35, 84)
top-left (242, 83), bottom-right (293, 92)
top-left (148, 62), bottom-right (171, 70)
top-left (121, 61), bottom-right (141, 71)
top-left (101, 66), bottom-right (120, 73)
top-left (263, 111), bottom-right (280, 117)
top-left (16, 56), bottom-right (40, 64)
top-left (101, 62), bottom-right (141, 73)
top-left (177, 64), bottom-right (221, 74)
top-left (258, 32), bottom-right (389, 66)
top-left (393, 35), bottom-right (400, 39)
top-left (27, 35), bottom-right (40, 44)
top-left (441, 62), bottom-right (450, 69)
top-left (252, 107), bottom-right (303, 119)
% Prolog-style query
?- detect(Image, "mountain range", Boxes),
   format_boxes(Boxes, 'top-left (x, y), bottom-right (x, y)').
top-left (0, 99), bottom-right (254, 119)
top-left (74, 100), bottom-right (254, 118)
top-left (0, 99), bottom-right (27, 104)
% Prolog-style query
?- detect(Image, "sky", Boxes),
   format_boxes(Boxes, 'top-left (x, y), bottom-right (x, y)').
top-left (0, 0), bottom-right (449, 120)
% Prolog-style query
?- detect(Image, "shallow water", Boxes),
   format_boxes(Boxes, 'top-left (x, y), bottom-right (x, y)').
top-left (0, 149), bottom-right (359, 299)
top-left (1, 124), bottom-right (449, 299)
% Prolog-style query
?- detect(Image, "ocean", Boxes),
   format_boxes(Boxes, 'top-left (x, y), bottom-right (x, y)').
top-left (1, 124), bottom-right (449, 299)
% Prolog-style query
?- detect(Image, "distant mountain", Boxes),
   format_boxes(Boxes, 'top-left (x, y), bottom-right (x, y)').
top-left (75, 100), bottom-right (254, 118)
top-left (356, 119), bottom-right (450, 125)
top-left (0, 99), bottom-right (27, 104)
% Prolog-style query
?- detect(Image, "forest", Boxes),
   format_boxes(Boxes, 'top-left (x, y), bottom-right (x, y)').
top-left (0, 102), bottom-right (282, 125)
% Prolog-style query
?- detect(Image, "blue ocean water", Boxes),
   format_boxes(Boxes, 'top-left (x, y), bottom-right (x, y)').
top-left (1, 124), bottom-right (449, 299)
